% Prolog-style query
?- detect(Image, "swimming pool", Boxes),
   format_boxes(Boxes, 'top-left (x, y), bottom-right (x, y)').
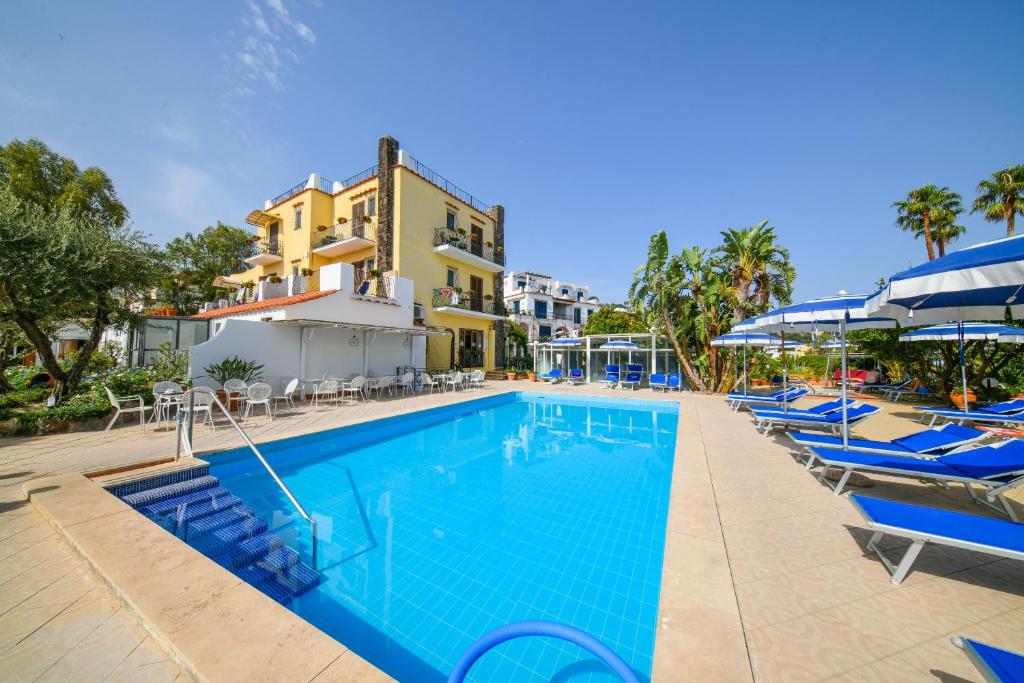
top-left (208, 392), bottom-right (678, 681)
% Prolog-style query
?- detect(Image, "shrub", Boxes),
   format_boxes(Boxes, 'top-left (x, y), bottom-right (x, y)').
top-left (98, 367), bottom-right (156, 404)
top-left (202, 357), bottom-right (263, 386)
top-left (0, 386), bottom-right (49, 410)
top-left (150, 342), bottom-right (188, 382)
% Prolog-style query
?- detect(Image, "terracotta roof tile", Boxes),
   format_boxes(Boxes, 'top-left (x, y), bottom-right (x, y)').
top-left (193, 289), bottom-right (337, 319)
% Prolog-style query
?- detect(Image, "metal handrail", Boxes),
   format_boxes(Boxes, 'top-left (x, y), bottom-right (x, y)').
top-left (175, 388), bottom-right (319, 570)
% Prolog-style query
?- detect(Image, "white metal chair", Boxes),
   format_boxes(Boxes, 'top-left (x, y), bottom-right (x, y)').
top-left (445, 372), bottom-right (464, 392)
top-left (396, 372), bottom-right (415, 395)
top-left (467, 370), bottom-right (483, 389)
top-left (313, 379), bottom-right (339, 407)
top-left (242, 382), bottom-right (273, 423)
top-left (222, 378), bottom-right (248, 412)
top-left (273, 378), bottom-right (300, 412)
top-left (150, 381), bottom-right (182, 426)
top-left (373, 376), bottom-right (393, 400)
top-left (104, 386), bottom-right (151, 432)
top-left (420, 373), bottom-right (438, 393)
top-left (179, 390), bottom-right (215, 431)
top-left (341, 376), bottom-right (366, 404)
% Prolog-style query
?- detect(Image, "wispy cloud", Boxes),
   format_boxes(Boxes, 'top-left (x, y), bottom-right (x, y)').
top-left (155, 122), bottom-right (197, 147)
top-left (228, 0), bottom-right (318, 94)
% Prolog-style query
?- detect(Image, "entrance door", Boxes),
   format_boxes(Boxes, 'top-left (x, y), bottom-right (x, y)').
top-left (459, 329), bottom-right (484, 368)
top-left (268, 221), bottom-right (280, 251)
top-left (469, 275), bottom-right (484, 312)
top-left (470, 225), bottom-right (483, 257)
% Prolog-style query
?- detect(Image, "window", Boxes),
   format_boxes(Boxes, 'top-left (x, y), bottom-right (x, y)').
top-left (517, 280), bottom-right (526, 290)
top-left (539, 325), bottom-right (552, 339)
top-left (446, 210), bottom-right (457, 229)
top-left (352, 201), bottom-right (365, 226)
top-left (561, 288), bottom-right (569, 296)
top-left (447, 267), bottom-right (458, 287)
top-left (512, 300), bottom-right (520, 313)
top-left (534, 301), bottom-right (548, 319)
top-left (458, 329), bottom-right (485, 368)
top-left (577, 291), bottom-right (583, 301)
top-left (574, 308), bottom-right (581, 324)
top-left (293, 204), bottom-right (303, 230)
top-left (367, 195), bottom-right (377, 217)
top-left (539, 285), bottom-right (548, 293)
top-left (588, 309), bottom-right (595, 317)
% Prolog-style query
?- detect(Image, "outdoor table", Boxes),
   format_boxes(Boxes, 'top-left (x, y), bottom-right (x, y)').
top-left (151, 390), bottom-right (183, 428)
top-left (300, 378), bottom-right (322, 401)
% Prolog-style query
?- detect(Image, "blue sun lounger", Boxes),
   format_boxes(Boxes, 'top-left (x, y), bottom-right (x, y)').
top-left (566, 368), bottom-right (584, 385)
top-left (620, 364), bottom-right (643, 390)
top-left (541, 369), bottom-right (563, 383)
top-left (812, 440), bottom-right (1024, 520)
top-left (861, 378), bottom-right (910, 395)
top-left (849, 495), bottom-right (1024, 584)
top-left (752, 403), bottom-right (880, 436)
top-left (727, 387), bottom-right (808, 411)
top-left (915, 399), bottom-right (1024, 427)
top-left (789, 423), bottom-right (987, 466)
top-left (750, 397), bottom-right (853, 420)
top-left (599, 365), bottom-right (619, 388)
top-left (649, 373), bottom-right (681, 392)
top-left (953, 636), bottom-right (1024, 683)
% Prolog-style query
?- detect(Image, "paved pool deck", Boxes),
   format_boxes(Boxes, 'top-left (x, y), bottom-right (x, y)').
top-left (0, 382), bottom-right (1021, 681)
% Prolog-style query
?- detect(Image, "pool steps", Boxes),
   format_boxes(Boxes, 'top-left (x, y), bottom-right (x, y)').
top-left (111, 466), bottom-right (319, 605)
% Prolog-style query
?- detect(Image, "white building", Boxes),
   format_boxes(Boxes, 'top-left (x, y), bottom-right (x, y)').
top-left (503, 271), bottom-right (600, 343)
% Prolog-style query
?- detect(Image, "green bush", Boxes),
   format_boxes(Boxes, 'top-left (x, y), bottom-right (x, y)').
top-left (93, 367), bottom-right (156, 405)
top-left (0, 386), bottom-right (49, 410)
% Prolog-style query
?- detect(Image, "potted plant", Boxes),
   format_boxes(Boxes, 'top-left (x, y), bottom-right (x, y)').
top-left (528, 370), bottom-right (538, 381)
top-left (300, 267), bottom-right (314, 276)
top-left (457, 228), bottom-right (467, 236)
top-left (242, 280), bottom-right (255, 289)
top-left (495, 246), bottom-right (504, 254)
top-left (250, 234), bottom-right (261, 243)
top-left (336, 217), bottom-right (348, 224)
top-left (368, 268), bottom-right (382, 278)
top-left (506, 370), bottom-right (517, 381)
top-left (485, 241), bottom-right (494, 248)
top-left (484, 293), bottom-right (494, 301)
top-left (203, 357), bottom-right (265, 405)
top-left (316, 224), bottom-right (328, 232)
top-left (470, 233), bottom-right (480, 241)
top-left (268, 275), bottom-right (282, 284)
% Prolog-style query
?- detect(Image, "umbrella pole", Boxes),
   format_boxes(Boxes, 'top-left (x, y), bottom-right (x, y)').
top-left (781, 330), bottom-right (788, 413)
top-left (840, 318), bottom-right (849, 449)
top-left (959, 321), bottom-right (969, 413)
top-left (743, 344), bottom-right (748, 395)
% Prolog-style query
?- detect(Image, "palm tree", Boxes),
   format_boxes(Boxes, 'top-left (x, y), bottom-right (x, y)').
top-left (714, 220), bottom-right (795, 320)
top-left (931, 208), bottom-right (966, 257)
top-left (972, 165), bottom-right (1024, 236)
top-left (893, 185), bottom-right (962, 261)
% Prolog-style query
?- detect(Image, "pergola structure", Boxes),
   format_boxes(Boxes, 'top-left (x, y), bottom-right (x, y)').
top-left (531, 333), bottom-right (681, 385)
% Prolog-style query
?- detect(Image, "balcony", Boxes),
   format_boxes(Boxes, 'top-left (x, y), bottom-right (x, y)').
top-left (353, 266), bottom-right (395, 300)
top-left (312, 221), bottom-right (376, 258)
top-left (432, 287), bottom-right (504, 320)
top-left (245, 240), bottom-right (283, 266)
top-left (432, 227), bottom-right (504, 273)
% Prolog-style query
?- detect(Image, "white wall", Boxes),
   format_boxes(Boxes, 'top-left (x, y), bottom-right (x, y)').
top-left (189, 319), bottom-right (302, 390)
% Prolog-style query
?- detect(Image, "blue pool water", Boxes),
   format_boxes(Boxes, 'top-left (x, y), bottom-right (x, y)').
top-left (207, 392), bottom-right (678, 682)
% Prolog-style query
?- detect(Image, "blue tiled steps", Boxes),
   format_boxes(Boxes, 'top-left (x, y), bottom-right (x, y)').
top-left (115, 470), bottom-right (319, 605)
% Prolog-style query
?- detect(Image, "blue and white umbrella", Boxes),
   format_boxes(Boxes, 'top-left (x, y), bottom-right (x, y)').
top-left (547, 338), bottom-right (583, 347)
top-left (753, 293), bottom-right (898, 446)
top-left (712, 332), bottom-right (800, 395)
top-left (867, 233), bottom-right (1024, 325)
top-left (730, 317), bottom-right (760, 333)
top-left (599, 340), bottom-right (641, 349)
top-left (899, 322), bottom-right (1024, 412)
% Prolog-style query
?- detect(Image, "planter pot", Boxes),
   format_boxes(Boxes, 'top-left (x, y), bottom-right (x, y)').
top-left (506, 372), bottom-right (517, 381)
top-left (950, 390), bottom-right (977, 409)
top-left (528, 373), bottom-right (537, 382)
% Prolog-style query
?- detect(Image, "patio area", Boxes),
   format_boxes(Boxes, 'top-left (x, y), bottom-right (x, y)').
top-left (1, 384), bottom-right (1021, 681)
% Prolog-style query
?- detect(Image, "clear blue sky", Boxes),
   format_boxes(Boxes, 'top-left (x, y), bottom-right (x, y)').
top-left (2, 1), bottom-right (1022, 303)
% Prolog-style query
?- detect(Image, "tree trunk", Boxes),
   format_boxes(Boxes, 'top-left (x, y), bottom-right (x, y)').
top-left (12, 304), bottom-right (110, 401)
top-left (1010, 208), bottom-right (1016, 237)
top-left (937, 238), bottom-right (946, 258)
top-left (922, 210), bottom-right (937, 261)
top-left (663, 309), bottom-right (706, 391)
top-left (0, 367), bottom-right (13, 393)
top-left (13, 315), bottom-right (67, 391)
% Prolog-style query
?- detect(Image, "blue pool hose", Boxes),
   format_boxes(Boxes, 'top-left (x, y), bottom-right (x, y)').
top-left (447, 619), bottom-right (641, 683)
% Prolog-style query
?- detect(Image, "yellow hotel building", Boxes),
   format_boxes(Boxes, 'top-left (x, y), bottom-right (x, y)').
top-left (227, 136), bottom-right (506, 372)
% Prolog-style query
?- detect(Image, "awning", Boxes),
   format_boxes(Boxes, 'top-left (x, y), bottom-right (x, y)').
top-left (211, 276), bottom-right (243, 289)
top-left (270, 318), bottom-right (452, 336)
top-left (245, 210), bottom-right (279, 228)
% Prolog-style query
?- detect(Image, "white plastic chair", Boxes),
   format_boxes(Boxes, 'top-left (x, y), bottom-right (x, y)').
top-left (104, 386), bottom-right (151, 432)
top-left (396, 372), bottom-right (415, 395)
top-left (314, 379), bottom-right (338, 407)
top-left (273, 378), bottom-right (299, 412)
top-left (373, 376), bottom-right (393, 400)
top-left (420, 373), bottom-right (437, 393)
top-left (468, 370), bottom-right (483, 389)
top-left (341, 376), bottom-right (366, 404)
top-left (179, 390), bottom-right (215, 431)
top-left (445, 372), bottom-right (464, 392)
top-left (150, 381), bottom-right (182, 426)
top-left (242, 382), bottom-right (273, 423)
top-left (223, 378), bottom-right (248, 412)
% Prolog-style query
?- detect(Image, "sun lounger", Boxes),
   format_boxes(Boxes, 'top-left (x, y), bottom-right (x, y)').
top-left (751, 402), bottom-right (880, 436)
top-left (862, 378), bottom-right (910, 395)
top-left (620, 364), bottom-right (643, 390)
top-left (649, 372), bottom-right (681, 392)
top-left (953, 636), bottom-right (1024, 683)
top-left (811, 440), bottom-right (1024, 520)
top-left (884, 386), bottom-right (932, 402)
top-left (750, 397), bottom-right (853, 420)
top-left (599, 365), bottom-right (620, 388)
top-left (540, 369), bottom-right (563, 383)
top-left (849, 495), bottom-right (1024, 584)
top-left (789, 423), bottom-right (987, 465)
top-left (727, 387), bottom-right (808, 411)
top-left (566, 368), bottom-right (584, 385)
top-left (914, 401), bottom-right (1024, 427)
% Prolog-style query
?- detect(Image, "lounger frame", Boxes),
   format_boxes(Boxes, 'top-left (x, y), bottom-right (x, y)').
top-left (751, 406), bottom-right (878, 436)
top-left (851, 497), bottom-right (1024, 584)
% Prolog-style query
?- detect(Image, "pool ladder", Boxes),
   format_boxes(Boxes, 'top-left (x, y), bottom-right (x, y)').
top-left (176, 387), bottom-right (320, 571)
top-left (447, 620), bottom-right (640, 683)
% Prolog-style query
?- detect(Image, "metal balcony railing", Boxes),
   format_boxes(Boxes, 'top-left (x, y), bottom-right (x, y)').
top-left (312, 221), bottom-right (377, 249)
top-left (340, 164), bottom-right (378, 188)
top-left (250, 240), bottom-right (282, 257)
top-left (402, 154), bottom-right (490, 213)
top-left (353, 268), bottom-right (394, 299)
top-left (432, 288), bottom-right (500, 315)
top-left (432, 227), bottom-right (505, 266)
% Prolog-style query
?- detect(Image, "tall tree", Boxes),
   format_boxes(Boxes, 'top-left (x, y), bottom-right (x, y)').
top-left (160, 222), bottom-right (255, 314)
top-left (714, 219), bottom-right (794, 320)
top-left (893, 185), bottom-right (962, 261)
top-left (581, 306), bottom-right (648, 335)
top-left (0, 139), bottom-right (158, 400)
top-left (972, 165), bottom-right (1024, 236)
top-left (931, 208), bottom-right (967, 257)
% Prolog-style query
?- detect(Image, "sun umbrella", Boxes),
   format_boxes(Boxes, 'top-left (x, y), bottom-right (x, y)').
top-left (547, 338), bottom-right (582, 346)
top-left (866, 233), bottom-right (1024, 325)
top-left (599, 340), bottom-right (641, 382)
top-left (753, 293), bottom-right (898, 447)
top-left (898, 322), bottom-right (1024, 412)
top-left (711, 332), bottom-right (800, 395)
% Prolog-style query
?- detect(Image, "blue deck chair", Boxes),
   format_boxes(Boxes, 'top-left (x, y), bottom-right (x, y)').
top-left (566, 368), bottom-right (584, 385)
top-left (750, 397), bottom-right (853, 420)
top-left (752, 403), bottom-right (880, 436)
top-left (862, 378), bottom-right (910, 395)
top-left (540, 369), bottom-right (563, 383)
top-left (914, 399), bottom-right (1024, 427)
top-left (727, 387), bottom-right (808, 411)
top-left (884, 385), bottom-right (931, 402)
top-left (599, 365), bottom-right (620, 388)
top-left (849, 495), bottom-right (1024, 584)
top-left (356, 279), bottom-right (371, 295)
top-left (811, 440), bottom-right (1024, 519)
top-left (789, 423), bottom-right (987, 464)
top-left (620, 364), bottom-right (643, 390)
top-left (650, 373), bottom-right (681, 392)
top-left (953, 636), bottom-right (1024, 683)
